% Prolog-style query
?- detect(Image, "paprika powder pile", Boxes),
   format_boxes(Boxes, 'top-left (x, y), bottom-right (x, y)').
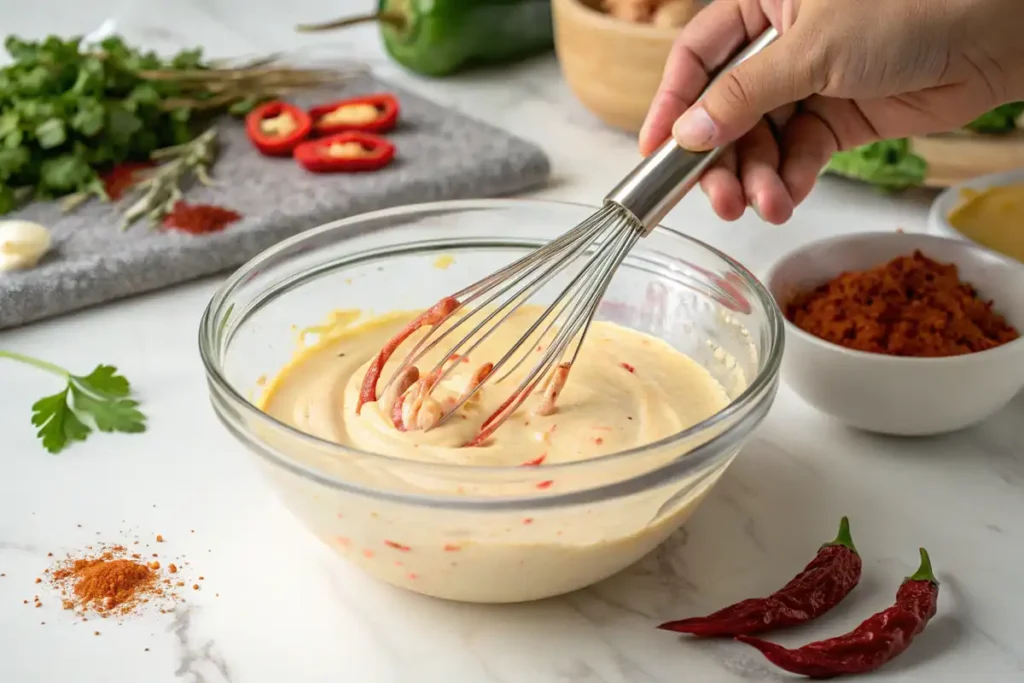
top-left (49, 544), bottom-right (180, 618)
top-left (785, 250), bottom-right (1020, 357)
top-left (163, 201), bottom-right (242, 235)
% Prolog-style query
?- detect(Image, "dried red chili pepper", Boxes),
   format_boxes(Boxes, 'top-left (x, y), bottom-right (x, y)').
top-left (293, 132), bottom-right (396, 173)
top-left (309, 93), bottom-right (400, 135)
top-left (245, 101), bottom-right (312, 156)
top-left (163, 202), bottom-right (242, 235)
top-left (659, 517), bottom-right (861, 638)
top-left (737, 548), bottom-right (939, 678)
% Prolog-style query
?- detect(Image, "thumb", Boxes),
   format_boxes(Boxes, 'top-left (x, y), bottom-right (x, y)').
top-left (672, 31), bottom-right (821, 151)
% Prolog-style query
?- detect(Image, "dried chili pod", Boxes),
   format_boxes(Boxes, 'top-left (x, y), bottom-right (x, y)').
top-left (658, 517), bottom-right (861, 638)
top-left (737, 548), bottom-right (939, 678)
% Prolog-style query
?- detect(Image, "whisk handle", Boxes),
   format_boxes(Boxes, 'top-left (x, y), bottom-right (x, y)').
top-left (604, 27), bottom-right (780, 234)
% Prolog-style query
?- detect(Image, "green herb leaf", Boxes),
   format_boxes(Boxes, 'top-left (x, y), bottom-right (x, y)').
top-left (0, 184), bottom-right (16, 214)
top-left (31, 388), bottom-right (92, 454)
top-left (0, 146), bottom-right (30, 180)
top-left (71, 100), bottom-right (105, 136)
top-left (824, 139), bottom-right (928, 191)
top-left (76, 364), bottom-right (132, 397)
top-left (1, 351), bottom-right (147, 454)
top-left (40, 154), bottom-right (95, 193)
top-left (34, 118), bottom-right (67, 149)
top-left (965, 102), bottom-right (1024, 135)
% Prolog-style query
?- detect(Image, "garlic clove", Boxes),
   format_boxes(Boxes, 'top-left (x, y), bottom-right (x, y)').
top-left (0, 220), bottom-right (53, 272)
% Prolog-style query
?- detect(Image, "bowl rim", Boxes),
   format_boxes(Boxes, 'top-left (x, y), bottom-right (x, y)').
top-left (928, 168), bottom-right (1024, 246)
top-left (764, 230), bottom-right (1024, 364)
top-left (198, 198), bottom-right (785, 506)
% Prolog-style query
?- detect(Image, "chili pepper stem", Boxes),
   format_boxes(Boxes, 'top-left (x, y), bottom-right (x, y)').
top-left (822, 516), bottom-right (857, 553)
top-left (907, 547), bottom-right (938, 585)
top-left (296, 11), bottom-right (406, 33)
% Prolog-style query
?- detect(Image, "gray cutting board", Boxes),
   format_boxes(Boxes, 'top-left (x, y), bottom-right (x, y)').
top-left (0, 75), bottom-right (550, 331)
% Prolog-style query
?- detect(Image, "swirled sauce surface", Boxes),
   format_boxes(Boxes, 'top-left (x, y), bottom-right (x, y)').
top-left (261, 305), bottom-right (730, 463)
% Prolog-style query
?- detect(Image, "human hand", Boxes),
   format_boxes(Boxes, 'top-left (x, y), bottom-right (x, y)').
top-left (639, 0), bottom-right (1024, 224)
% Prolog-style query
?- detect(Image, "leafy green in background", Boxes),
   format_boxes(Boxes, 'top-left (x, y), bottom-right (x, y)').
top-left (0, 35), bottom-right (209, 212)
top-left (964, 102), bottom-right (1024, 134)
top-left (824, 139), bottom-right (928, 192)
top-left (825, 102), bottom-right (1023, 191)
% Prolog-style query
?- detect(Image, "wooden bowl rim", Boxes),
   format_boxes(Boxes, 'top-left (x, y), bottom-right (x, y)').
top-left (555, 0), bottom-right (681, 40)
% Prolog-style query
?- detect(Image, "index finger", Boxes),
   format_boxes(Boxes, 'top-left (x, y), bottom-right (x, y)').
top-left (639, 0), bottom-right (771, 155)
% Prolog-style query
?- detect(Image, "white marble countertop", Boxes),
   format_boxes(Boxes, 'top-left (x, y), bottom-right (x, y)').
top-left (1, 1), bottom-right (1021, 681)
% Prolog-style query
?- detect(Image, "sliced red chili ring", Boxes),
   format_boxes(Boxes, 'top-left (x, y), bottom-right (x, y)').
top-left (245, 101), bottom-right (313, 157)
top-left (293, 132), bottom-right (396, 174)
top-left (309, 93), bottom-right (400, 135)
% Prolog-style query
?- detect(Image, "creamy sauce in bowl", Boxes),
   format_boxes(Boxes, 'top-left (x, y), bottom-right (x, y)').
top-left (948, 184), bottom-right (1024, 263)
top-left (262, 305), bottom-right (730, 466)
top-left (256, 305), bottom-right (743, 602)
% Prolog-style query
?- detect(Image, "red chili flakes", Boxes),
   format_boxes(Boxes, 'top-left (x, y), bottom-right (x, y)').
top-left (536, 480), bottom-right (554, 490)
top-left (362, 549), bottom-right (375, 559)
top-left (594, 437), bottom-right (605, 445)
top-left (521, 453), bottom-right (547, 467)
top-left (384, 540), bottom-right (411, 552)
top-left (407, 573), bottom-right (419, 580)
top-left (448, 354), bottom-right (470, 363)
top-left (522, 518), bottom-right (534, 525)
top-left (155, 535), bottom-right (164, 543)
top-left (443, 544), bottom-right (461, 552)
top-left (620, 362), bottom-right (636, 373)
top-left (335, 536), bottom-right (351, 548)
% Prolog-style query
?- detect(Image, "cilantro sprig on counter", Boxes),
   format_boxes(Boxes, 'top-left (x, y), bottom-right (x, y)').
top-left (0, 350), bottom-right (146, 453)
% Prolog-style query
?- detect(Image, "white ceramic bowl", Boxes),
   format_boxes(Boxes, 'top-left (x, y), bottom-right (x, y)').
top-left (928, 168), bottom-right (1024, 252)
top-left (764, 232), bottom-right (1024, 436)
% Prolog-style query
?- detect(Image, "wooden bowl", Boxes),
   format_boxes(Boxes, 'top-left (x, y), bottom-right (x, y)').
top-left (553, 0), bottom-right (699, 133)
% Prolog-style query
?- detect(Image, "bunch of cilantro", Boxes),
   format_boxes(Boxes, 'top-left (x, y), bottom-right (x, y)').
top-left (825, 102), bottom-right (1024, 190)
top-left (0, 34), bottom-right (209, 214)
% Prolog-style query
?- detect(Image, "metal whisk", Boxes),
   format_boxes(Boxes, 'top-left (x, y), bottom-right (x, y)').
top-left (367, 29), bottom-right (779, 442)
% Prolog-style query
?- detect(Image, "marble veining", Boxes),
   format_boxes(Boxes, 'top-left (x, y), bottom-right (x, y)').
top-left (1, 0), bottom-right (1023, 681)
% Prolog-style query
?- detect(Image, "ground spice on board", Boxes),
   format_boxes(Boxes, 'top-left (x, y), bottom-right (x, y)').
top-left (101, 162), bottom-right (155, 200)
top-left (163, 201), bottom-right (242, 235)
top-left (785, 250), bottom-right (1020, 357)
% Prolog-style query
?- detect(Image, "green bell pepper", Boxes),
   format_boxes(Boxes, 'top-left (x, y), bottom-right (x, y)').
top-left (297, 0), bottom-right (554, 77)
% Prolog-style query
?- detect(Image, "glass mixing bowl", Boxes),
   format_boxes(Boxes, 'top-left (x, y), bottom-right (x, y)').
top-left (199, 199), bottom-right (784, 603)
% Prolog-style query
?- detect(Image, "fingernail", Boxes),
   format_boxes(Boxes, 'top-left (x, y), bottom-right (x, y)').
top-left (672, 106), bottom-right (716, 149)
top-left (750, 197), bottom-right (764, 221)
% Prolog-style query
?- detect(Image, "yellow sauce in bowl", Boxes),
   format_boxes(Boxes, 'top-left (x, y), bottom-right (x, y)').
top-left (948, 184), bottom-right (1024, 263)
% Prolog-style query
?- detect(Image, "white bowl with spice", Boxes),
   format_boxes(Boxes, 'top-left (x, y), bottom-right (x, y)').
top-left (927, 168), bottom-right (1024, 265)
top-left (764, 232), bottom-right (1024, 436)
